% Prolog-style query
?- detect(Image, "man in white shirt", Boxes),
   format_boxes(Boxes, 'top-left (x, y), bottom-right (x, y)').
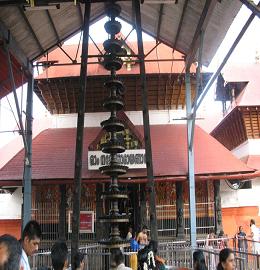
top-left (20, 220), bottom-right (41, 270)
top-left (250, 219), bottom-right (259, 253)
top-left (0, 234), bottom-right (23, 270)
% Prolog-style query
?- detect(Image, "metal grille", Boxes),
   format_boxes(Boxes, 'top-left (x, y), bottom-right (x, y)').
top-left (30, 240), bottom-right (254, 270)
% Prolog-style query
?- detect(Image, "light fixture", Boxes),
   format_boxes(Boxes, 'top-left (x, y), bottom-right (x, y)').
top-left (23, 4), bottom-right (60, 11)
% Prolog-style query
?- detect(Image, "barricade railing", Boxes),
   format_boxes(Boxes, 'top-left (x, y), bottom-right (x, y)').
top-left (30, 238), bottom-right (260, 270)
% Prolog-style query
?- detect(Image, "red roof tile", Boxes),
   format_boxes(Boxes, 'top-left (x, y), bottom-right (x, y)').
top-left (245, 155), bottom-right (260, 171)
top-left (0, 125), bottom-right (254, 185)
top-left (36, 42), bottom-right (196, 79)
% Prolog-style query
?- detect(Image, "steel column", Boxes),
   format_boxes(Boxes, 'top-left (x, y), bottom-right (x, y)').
top-left (193, 11), bottom-right (256, 114)
top-left (22, 74), bottom-right (33, 228)
top-left (185, 69), bottom-right (197, 248)
top-left (4, 42), bottom-right (28, 153)
top-left (133, 0), bottom-right (158, 242)
top-left (71, 1), bottom-right (90, 268)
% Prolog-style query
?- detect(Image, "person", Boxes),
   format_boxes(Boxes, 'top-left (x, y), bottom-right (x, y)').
top-left (205, 229), bottom-right (216, 269)
top-left (236, 226), bottom-right (247, 251)
top-left (250, 219), bottom-right (259, 253)
top-left (73, 251), bottom-right (84, 270)
top-left (218, 230), bottom-right (228, 249)
top-left (137, 240), bottom-right (165, 270)
top-left (136, 226), bottom-right (148, 249)
top-left (51, 241), bottom-right (69, 270)
top-left (126, 227), bottom-right (133, 241)
top-left (130, 232), bottom-right (139, 270)
top-left (217, 248), bottom-right (235, 270)
top-left (193, 250), bottom-right (207, 270)
top-left (20, 220), bottom-right (41, 270)
top-left (111, 249), bottom-right (132, 270)
top-left (0, 234), bottom-right (22, 270)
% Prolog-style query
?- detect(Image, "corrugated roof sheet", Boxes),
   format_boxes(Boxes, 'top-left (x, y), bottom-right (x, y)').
top-left (0, 0), bottom-right (241, 64)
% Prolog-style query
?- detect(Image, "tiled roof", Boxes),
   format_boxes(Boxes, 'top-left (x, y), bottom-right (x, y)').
top-left (0, 125), bottom-right (254, 185)
top-left (245, 155), bottom-right (260, 171)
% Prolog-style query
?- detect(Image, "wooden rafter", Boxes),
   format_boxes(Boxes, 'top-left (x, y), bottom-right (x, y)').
top-left (172, 0), bottom-right (189, 51)
top-left (46, 10), bottom-right (60, 43)
top-left (186, 0), bottom-right (218, 69)
top-left (77, 2), bottom-right (83, 26)
top-left (63, 79), bottom-right (70, 113)
top-left (18, 6), bottom-right (44, 53)
top-left (46, 80), bottom-right (57, 113)
top-left (176, 80), bottom-right (182, 109)
top-left (156, 4), bottom-right (164, 42)
top-left (55, 80), bottom-right (64, 113)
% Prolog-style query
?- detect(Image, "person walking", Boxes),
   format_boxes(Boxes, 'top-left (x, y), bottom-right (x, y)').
top-left (20, 220), bottom-right (41, 270)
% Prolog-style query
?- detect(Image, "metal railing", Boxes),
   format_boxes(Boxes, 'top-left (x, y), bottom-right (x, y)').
top-left (30, 238), bottom-right (260, 270)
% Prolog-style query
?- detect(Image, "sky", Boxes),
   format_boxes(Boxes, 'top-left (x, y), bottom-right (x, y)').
top-left (0, 3), bottom-right (259, 148)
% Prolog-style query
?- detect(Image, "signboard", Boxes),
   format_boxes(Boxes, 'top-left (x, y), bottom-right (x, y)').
top-left (88, 149), bottom-right (146, 170)
top-left (68, 211), bottom-right (94, 233)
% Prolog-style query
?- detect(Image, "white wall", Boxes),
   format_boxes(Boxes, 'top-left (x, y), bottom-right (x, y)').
top-left (0, 187), bottom-right (22, 219)
top-left (221, 177), bottom-right (260, 214)
top-left (221, 139), bottom-right (260, 212)
top-left (51, 110), bottom-right (187, 128)
top-left (232, 139), bottom-right (260, 159)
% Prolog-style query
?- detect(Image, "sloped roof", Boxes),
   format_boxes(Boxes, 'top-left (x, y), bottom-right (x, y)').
top-left (0, 0), bottom-right (241, 65)
top-left (245, 155), bottom-right (260, 171)
top-left (0, 124), bottom-right (255, 186)
top-left (34, 42), bottom-right (212, 114)
top-left (36, 42), bottom-right (195, 79)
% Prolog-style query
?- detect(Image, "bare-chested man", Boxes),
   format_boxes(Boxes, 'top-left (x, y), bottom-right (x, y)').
top-left (137, 225), bottom-right (149, 249)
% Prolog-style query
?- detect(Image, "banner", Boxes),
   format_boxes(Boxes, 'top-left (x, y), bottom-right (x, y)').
top-left (68, 211), bottom-right (94, 233)
top-left (88, 149), bottom-right (146, 170)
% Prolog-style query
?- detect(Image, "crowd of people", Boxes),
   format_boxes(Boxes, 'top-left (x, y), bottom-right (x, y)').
top-left (0, 220), bottom-right (84, 270)
top-left (1, 220), bottom-right (260, 270)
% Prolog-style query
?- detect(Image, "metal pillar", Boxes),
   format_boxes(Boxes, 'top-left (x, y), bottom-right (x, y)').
top-left (193, 11), bottom-right (256, 113)
top-left (185, 69), bottom-right (197, 248)
top-left (4, 42), bottom-right (28, 154)
top-left (214, 180), bottom-right (223, 235)
top-left (176, 182), bottom-right (185, 239)
top-left (71, 1), bottom-right (90, 268)
top-left (23, 74), bottom-right (33, 228)
top-left (133, 0), bottom-right (158, 242)
top-left (58, 185), bottom-right (66, 241)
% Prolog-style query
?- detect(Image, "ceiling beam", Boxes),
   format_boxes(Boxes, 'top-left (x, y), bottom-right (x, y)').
top-left (0, 0), bottom-right (129, 6)
top-left (46, 10), bottom-right (60, 42)
top-left (77, 2), bottom-right (83, 25)
top-left (172, 0), bottom-right (189, 51)
top-left (0, 20), bottom-right (32, 73)
top-left (156, 4), bottom-right (164, 42)
top-left (18, 6), bottom-right (44, 54)
top-left (240, 0), bottom-right (260, 19)
top-left (185, 0), bottom-right (218, 69)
